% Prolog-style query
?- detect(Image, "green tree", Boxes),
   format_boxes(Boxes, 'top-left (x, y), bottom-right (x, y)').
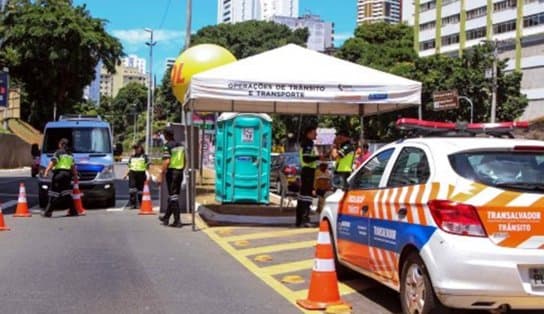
top-left (155, 64), bottom-right (181, 123)
top-left (415, 42), bottom-right (527, 124)
top-left (0, 0), bottom-right (123, 129)
top-left (191, 20), bottom-right (309, 59)
top-left (334, 23), bottom-right (527, 141)
top-left (109, 82), bottom-right (148, 136)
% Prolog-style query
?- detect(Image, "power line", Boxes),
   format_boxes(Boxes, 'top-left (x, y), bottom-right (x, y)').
top-left (157, 0), bottom-right (173, 30)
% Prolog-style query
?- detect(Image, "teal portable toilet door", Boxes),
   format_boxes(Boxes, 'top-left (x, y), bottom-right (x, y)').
top-left (230, 116), bottom-right (264, 203)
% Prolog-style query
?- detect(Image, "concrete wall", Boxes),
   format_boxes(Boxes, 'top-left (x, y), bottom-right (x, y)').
top-left (0, 134), bottom-right (32, 169)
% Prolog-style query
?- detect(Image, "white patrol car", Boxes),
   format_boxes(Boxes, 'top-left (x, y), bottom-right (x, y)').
top-left (321, 119), bottom-right (544, 313)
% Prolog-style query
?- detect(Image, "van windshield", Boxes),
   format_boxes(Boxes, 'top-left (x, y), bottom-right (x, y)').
top-left (449, 151), bottom-right (544, 192)
top-left (44, 127), bottom-right (111, 154)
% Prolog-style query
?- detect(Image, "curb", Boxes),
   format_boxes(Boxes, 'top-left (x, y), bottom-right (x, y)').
top-left (197, 204), bottom-right (319, 226)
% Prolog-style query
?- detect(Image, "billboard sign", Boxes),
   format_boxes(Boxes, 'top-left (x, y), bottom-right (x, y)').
top-left (433, 90), bottom-right (458, 111)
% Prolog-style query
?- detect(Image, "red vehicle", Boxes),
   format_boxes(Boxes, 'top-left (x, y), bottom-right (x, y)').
top-left (270, 152), bottom-right (301, 194)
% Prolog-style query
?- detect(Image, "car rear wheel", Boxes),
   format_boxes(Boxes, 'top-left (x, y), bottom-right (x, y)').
top-left (400, 252), bottom-right (450, 314)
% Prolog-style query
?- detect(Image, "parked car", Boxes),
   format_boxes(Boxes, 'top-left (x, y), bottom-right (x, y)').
top-left (321, 119), bottom-right (544, 313)
top-left (270, 152), bottom-right (301, 194)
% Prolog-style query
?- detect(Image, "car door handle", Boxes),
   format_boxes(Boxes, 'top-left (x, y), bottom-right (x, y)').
top-left (397, 207), bottom-right (408, 217)
top-left (361, 205), bottom-right (369, 215)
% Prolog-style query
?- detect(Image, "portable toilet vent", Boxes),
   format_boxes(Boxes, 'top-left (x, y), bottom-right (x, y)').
top-left (215, 113), bottom-right (272, 204)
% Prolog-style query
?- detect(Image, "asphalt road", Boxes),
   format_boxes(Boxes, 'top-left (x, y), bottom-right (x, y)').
top-left (0, 163), bottom-right (157, 214)
top-left (0, 165), bottom-right (298, 314)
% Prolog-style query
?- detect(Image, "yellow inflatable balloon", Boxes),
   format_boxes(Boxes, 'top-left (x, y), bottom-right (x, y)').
top-left (170, 44), bottom-right (237, 103)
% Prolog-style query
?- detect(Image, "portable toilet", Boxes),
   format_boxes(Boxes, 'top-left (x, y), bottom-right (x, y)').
top-left (215, 113), bottom-right (272, 204)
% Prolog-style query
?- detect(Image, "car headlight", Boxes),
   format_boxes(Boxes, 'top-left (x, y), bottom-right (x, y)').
top-left (97, 165), bottom-right (114, 180)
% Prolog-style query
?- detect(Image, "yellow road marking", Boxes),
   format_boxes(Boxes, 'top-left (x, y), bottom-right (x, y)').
top-left (294, 279), bottom-right (376, 300)
top-left (222, 228), bottom-right (317, 242)
top-left (261, 259), bottom-right (314, 275)
top-left (237, 240), bottom-right (316, 256)
top-left (195, 217), bottom-right (312, 313)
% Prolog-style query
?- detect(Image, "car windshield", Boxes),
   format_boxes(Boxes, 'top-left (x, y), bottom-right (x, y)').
top-left (449, 151), bottom-right (544, 191)
top-left (44, 127), bottom-right (111, 154)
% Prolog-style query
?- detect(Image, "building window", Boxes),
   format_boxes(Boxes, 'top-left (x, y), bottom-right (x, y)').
top-left (493, 19), bottom-right (516, 34)
top-left (441, 33), bottom-right (460, 46)
top-left (524, 12), bottom-right (544, 28)
top-left (420, 39), bottom-right (436, 51)
top-left (466, 26), bottom-right (487, 40)
top-left (420, 21), bottom-right (436, 31)
top-left (442, 14), bottom-right (460, 26)
top-left (493, 0), bottom-right (516, 12)
top-left (466, 6), bottom-right (487, 20)
top-left (420, 1), bottom-right (436, 13)
top-left (442, 0), bottom-right (459, 6)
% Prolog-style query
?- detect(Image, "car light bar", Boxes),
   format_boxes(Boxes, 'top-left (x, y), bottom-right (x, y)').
top-left (397, 118), bottom-right (529, 137)
top-left (466, 121), bottom-right (529, 131)
top-left (396, 118), bottom-right (455, 130)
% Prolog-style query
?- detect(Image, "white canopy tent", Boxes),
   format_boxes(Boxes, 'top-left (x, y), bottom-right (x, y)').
top-left (182, 44), bottom-right (423, 230)
top-left (184, 44), bottom-right (422, 116)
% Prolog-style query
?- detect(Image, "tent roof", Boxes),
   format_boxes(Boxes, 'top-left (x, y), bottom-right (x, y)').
top-left (186, 44), bottom-right (421, 116)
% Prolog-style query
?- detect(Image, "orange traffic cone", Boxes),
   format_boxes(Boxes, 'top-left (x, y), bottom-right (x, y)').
top-left (13, 183), bottom-right (31, 217)
top-left (0, 204), bottom-right (10, 231)
top-left (297, 220), bottom-right (351, 311)
top-left (138, 181), bottom-right (155, 215)
top-left (71, 178), bottom-right (86, 216)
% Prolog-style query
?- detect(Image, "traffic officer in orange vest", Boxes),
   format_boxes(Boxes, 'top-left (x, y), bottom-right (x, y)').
top-left (42, 138), bottom-right (78, 217)
top-left (158, 128), bottom-right (185, 228)
top-left (124, 143), bottom-right (150, 209)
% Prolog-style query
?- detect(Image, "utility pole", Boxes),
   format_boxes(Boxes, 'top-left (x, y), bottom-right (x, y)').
top-left (184, 0), bottom-right (192, 50)
top-left (144, 28), bottom-right (156, 154)
top-left (490, 40), bottom-right (498, 123)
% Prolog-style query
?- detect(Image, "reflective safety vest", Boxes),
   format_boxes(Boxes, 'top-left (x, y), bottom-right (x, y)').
top-left (300, 148), bottom-right (317, 169)
top-left (55, 154), bottom-right (74, 170)
top-left (169, 146), bottom-right (185, 170)
top-left (336, 151), bottom-right (355, 173)
top-left (129, 157), bottom-right (147, 172)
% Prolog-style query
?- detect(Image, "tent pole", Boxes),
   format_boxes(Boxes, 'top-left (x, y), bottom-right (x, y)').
top-left (359, 115), bottom-right (365, 141)
top-left (296, 114), bottom-right (302, 150)
top-left (190, 102), bottom-right (196, 232)
top-left (183, 106), bottom-right (191, 229)
top-left (418, 103), bottom-right (423, 120)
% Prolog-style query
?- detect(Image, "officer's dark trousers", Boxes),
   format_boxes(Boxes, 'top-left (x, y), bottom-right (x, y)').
top-left (128, 171), bottom-right (146, 208)
top-left (164, 169), bottom-right (183, 224)
top-left (45, 170), bottom-right (76, 216)
top-left (296, 167), bottom-right (315, 226)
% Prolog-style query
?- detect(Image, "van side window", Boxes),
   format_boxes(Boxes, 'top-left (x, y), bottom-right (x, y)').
top-left (388, 147), bottom-right (430, 187)
top-left (350, 149), bottom-right (394, 190)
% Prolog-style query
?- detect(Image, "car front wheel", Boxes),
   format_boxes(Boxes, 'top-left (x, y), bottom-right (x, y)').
top-left (400, 252), bottom-right (450, 314)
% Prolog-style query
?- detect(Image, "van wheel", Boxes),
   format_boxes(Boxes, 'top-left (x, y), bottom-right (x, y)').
top-left (400, 252), bottom-right (450, 314)
top-left (39, 190), bottom-right (48, 209)
top-left (106, 196), bottom-right (116, 208)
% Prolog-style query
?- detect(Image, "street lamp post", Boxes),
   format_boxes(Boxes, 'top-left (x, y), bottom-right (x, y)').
top-left (490, 40), bottom-right (498, 123)
top-left (144, 28), bottom-right (157, 154)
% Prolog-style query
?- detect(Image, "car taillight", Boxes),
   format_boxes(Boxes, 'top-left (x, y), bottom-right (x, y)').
top-left (428, 200), bottom-right (487, 237)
